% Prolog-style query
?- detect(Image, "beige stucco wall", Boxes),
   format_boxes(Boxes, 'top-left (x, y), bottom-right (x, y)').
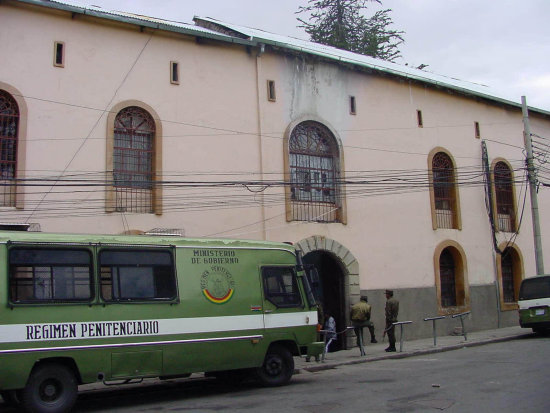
top-left (1, 0), bottom-right (549, 304)
top-left (254, 50), bottom-right (549, 292)
top-left (0, 2), bottom-right (265, 237)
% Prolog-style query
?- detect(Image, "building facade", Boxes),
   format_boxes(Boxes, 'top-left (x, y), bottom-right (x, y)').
top-left (2, 0), bottom-right (550, 343)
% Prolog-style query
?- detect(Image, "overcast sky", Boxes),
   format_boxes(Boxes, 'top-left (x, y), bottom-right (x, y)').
top-left (63, 0), bottom-right (550, 111)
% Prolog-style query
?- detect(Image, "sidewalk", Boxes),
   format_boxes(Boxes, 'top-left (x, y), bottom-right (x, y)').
top-left (296, 326), bottom-right (531, 373)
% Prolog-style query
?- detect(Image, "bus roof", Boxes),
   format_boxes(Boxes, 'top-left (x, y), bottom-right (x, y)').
top-left (0, 231), bottom-right (296, 252)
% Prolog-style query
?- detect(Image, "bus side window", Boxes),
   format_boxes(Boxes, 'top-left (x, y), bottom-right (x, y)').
top-left (9, 248), bottom-right (93, 303)
top-left (99, 249), bottom-right (177, 302)
top-left (262, 266), bottom-right (303, 308)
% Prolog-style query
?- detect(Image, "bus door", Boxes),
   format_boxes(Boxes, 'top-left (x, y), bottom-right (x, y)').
top-left (260, 266), bottom-right (308, 335)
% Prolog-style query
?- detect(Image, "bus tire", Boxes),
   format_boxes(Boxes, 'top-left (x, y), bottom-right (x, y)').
top-left (255, 345), bottom-right (294, 387)
top-left (20, 363), bottom-right (78, 413)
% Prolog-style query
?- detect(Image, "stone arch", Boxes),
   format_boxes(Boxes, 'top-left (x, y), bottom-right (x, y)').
top-left (296, 235), bottom-right (358, 348)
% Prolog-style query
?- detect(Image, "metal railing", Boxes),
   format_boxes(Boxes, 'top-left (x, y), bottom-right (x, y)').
top-left (312, 311), bottom-right (472, 360)
top-left (392, 321), bottom-right (413, 352)
top-left (452, 311), bottom-right (471, 341)
top-left (423, 315), bottom-right (446, 346)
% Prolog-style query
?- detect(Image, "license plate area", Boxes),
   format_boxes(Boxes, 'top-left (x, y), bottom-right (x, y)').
top-left (535, 308), bottom-right (546, 316)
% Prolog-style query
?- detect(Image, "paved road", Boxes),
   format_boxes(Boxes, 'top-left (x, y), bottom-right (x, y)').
top-left (2, 334), bottom-right (549, 412)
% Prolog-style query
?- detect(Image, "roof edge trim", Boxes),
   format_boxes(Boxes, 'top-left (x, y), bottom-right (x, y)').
top-left (11, 0), bottom-right (256, 47)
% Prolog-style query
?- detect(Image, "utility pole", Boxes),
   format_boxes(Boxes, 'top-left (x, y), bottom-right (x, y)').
top-left (522, 96), bottom-right (545, 275)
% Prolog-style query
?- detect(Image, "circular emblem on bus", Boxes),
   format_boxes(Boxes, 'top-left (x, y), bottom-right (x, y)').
top-left (200, 266), bottom-right (235, 304)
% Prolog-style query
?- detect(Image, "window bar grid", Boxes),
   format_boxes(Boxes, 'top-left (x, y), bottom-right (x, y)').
top-left (289, 122), bottom-right (340, 222)
top-left (113, 107), bottom-right (155, 213)
top-left (501, 251), bottom-right (515, 302)
top-left (494, 162), bottom-right (515, 232)
top-left (440, 249), bottom-right (457, 307)
top-left (433, 153), bottom-right (456, 229)
top-left (0, 91), bottom-right (19, 207)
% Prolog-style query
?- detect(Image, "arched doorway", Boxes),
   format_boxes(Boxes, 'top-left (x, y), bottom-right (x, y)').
top-left (303, 250), bottom-right (346, 350)
top-left (296, 236), bottom-right (359, 351)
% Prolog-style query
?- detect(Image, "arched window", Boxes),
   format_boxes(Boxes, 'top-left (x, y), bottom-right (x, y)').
top-left (432, 152), bottom-right (459, 229)
top-left (0, 90), bottom-right (19, 207)
top-left (497, 245), bottom-right (523, 309)
top-left (288, 121), bottom-right (341, 222)
top-left (440, 248), bottom-right (457, 307)
top-left (494, 161), bottom-right (516, 232)
top-left (113, 106), bottom-right (155, 213)
top-left (434, 241), bottom-right (469, 314)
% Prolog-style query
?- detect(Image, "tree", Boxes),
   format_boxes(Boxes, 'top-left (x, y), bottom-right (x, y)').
top-left (296, 0), bottom-right (404, 62)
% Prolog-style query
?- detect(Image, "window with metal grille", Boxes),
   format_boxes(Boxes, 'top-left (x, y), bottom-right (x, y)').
top-left (501, 249), bottom-right (516, 303)
top-left (432, 152), bottom-right (457, 229)
top-left (113, 106), bottom-right (155, 213)
top-left (439, 248), bottom-right (457, 307)
top-left (9, 248), bottom-right (93, 303)
top-left (0, 90), bottom-right (18, 207)
top-left (494, 161), bottom-right (515, 232)
top-left (289, 121), bottom-right (340, 222)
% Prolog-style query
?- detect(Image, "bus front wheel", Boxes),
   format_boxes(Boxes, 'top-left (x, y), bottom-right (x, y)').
top-left (255, 345), bottom-right (294, 387)
top-left (20, 363), bottom-right (78, 413)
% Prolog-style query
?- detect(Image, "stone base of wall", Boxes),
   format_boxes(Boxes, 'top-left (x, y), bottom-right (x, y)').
top-left (358, 284), bottom-right (519, 342)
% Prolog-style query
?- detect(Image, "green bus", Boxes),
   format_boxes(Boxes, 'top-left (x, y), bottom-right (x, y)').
top-left (0, 231), bottom-right (323, 412)
top-left (518, 275), bottom-right (550, 334)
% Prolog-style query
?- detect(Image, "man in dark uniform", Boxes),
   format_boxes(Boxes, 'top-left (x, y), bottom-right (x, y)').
top-left (384, 289), bottom-right (399, 352)
top-left (351, 295), bottom-right (377, 356)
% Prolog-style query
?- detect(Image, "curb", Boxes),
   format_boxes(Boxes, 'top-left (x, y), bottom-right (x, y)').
top-left (296, 332), bottom-right (531, 373)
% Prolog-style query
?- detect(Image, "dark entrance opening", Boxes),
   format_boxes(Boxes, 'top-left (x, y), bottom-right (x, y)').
top-left (303, 250), bottom-right (346, 351)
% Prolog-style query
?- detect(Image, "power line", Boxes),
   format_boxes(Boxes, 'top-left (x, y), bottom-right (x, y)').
top-left (24, 32), bottom-right (155, 223)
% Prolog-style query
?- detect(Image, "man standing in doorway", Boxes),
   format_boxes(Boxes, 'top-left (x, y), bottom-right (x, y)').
top-left (384, 289), bottom-right (399, 352)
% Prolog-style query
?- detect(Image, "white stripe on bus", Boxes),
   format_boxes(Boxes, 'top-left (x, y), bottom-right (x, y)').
top-left (0, 311), bottom-right (318, 344)
top-left (0, 335), bottom-right (264, 355)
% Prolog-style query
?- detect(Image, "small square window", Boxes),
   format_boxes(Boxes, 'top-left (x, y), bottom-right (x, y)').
top-left (170, 61), bottom-right (179, 85)
top-left (474, 121), bottom-right (481, 139)
top-left (267, 80), bottom-right (276, 102)
top-left (349, 96), bottom-right (356, 115)
top-left (417, 110), bottom-right (423, 128)
top-left (54, 41), bottom-right (65, 67)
